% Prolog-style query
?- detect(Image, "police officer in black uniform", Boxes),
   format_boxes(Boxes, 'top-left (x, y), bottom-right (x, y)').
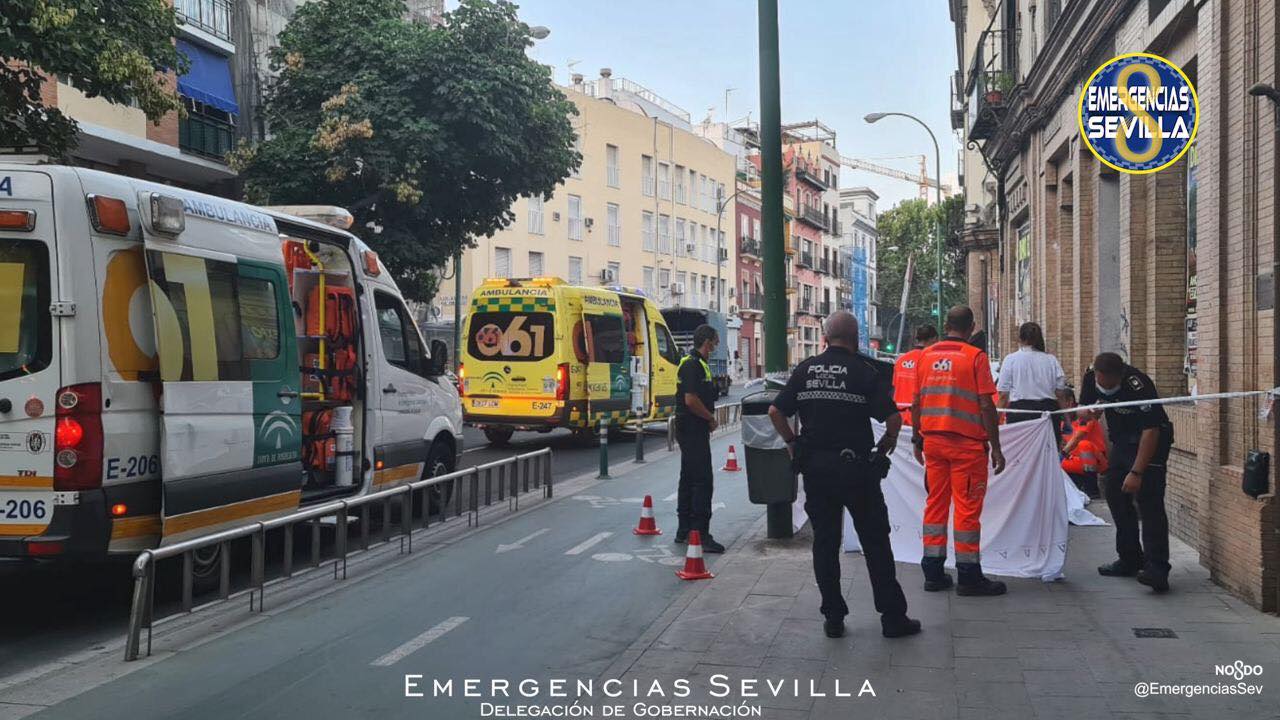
top-left (1079, 352), bottom-right (1175, 592)
top-left (767, 311), bottom-right (921, 639)
top-left (674, 324), bottom-right (725, 553)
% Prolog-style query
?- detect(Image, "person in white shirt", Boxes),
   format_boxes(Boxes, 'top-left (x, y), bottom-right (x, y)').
top-left (997, 322), bottom-right (1071, 445)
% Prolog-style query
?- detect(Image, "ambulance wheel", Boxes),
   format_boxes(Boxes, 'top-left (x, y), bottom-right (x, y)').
top-left (190, 544), bottom-right (223, 594)
top-left (484, 428), bottom-right (514, 446)
top-left (425, 442), bottom-right (455, 514)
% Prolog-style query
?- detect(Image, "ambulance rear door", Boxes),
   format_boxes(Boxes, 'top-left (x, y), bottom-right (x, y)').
top-left (138, 193), bottom-right (303, 542)
top-left (0, 169), bottom-right (60, 540)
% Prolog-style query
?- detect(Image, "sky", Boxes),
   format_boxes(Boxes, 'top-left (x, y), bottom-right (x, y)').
top-left (510, 0), bottom-right (962, 211)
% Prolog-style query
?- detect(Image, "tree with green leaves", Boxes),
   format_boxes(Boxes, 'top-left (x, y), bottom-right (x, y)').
top-left (874, 195), bottom-right (967, 349)
top-left (233, 0), bottom-right (580, 302)
top-left (1, 0), bottom-right (185, 158)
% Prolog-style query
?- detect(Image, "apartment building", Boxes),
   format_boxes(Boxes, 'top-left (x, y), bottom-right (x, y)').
top-left (840, 187), bottom-right (879, 351)
top-left (736, 182), bottom-right (763, 379)
top-left (951, 0), bottom-right (1279, 610)
top-left (449, 70), bottom-right (737, 318)
top-left (16, 0), bottom-right (242, 193)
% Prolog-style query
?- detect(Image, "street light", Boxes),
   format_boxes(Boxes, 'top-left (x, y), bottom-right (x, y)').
top-left (714, 185), bottom-right (744, 313)
top-left (865, 111), bottom-right (943, 333)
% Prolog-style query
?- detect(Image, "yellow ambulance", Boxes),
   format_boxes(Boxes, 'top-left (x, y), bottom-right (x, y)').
top-left (460, 278), bottom-right (682, 445)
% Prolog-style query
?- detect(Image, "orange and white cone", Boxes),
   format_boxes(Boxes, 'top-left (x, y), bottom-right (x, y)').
top-left (675, 530), bottom-right (715, 580)
top-left (721, 444), bottom-right (741, 472)
top-left (633, 495), bottom-right (662, 536)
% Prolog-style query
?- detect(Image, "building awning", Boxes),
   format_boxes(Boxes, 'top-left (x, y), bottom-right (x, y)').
top-left (176, 39), bottom-right (239, 115)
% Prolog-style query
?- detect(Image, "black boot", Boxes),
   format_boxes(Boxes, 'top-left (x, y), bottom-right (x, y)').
top-left (957, 563), bottom-right (1007, 596)
top-left (881, 615), bottom-right (922, 638)
top-left (700, 535), bottom-right (726, 553)
top-left (1097, 558), bottom-right (1141, 577)
top-left (1136, 569), bottom-right (1170, 593)
top-left (673, 529), bottom-right (689, 544)
top-left (823, 618), bottom-right (846, 638)
top-left (921, 557), bottom-right (953, 592)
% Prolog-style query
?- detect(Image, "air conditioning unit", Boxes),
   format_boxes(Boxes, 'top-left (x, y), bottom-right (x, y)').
top-left (728, 287), bottom-right (736, 298)
top-left (600, 268), bottom-right (616, 283)
top-left (552, 211), bottom-right (561, 222)
top-left (584, 217), bottom-right (595, 229)
top-left (718, 248), bottom-right (729, 262)
top-left (729, 305), bottom-right (739, 314)
top-left (685, 242), bottom-right (697, 254)
top-left (670, 281), bottom-right (686, 296)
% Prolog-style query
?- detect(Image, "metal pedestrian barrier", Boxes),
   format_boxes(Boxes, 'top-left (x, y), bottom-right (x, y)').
top-left (123, 448), bottom-right (552, 661)
top-left (666, 401), bottom-right (743, 451)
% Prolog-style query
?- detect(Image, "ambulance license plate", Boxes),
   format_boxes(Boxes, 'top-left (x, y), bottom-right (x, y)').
top-left (0, 490), bottom-right (54, 533)
top-left (471, 399), bottom-right (500, 409)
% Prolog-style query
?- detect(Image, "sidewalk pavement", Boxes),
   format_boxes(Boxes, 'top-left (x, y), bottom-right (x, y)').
top-left (603, 495), bottom-right (1280, 720)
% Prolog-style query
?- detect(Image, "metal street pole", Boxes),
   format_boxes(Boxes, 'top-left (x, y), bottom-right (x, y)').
top-left (453, 250), bottom-right (462, 371)
top-left (758, 0), bottom-right (791, 539)
top-left (714, 187), bottom-right (742, 313)
top-left (865, 112), bottom-right (944, 332)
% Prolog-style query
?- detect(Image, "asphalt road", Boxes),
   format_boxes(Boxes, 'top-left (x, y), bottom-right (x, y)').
top-left (0, 386), bottom-right (750, 691)
top-left (24, 431), bottom-right (763, 719)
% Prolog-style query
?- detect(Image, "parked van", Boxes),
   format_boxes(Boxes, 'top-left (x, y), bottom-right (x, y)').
top-left (0, 164), bottom-right (462, 564)
top-left (460, 278), bottom-right (681, 445)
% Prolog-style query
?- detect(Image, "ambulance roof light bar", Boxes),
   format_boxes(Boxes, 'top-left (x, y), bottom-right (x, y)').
top-left (264, 205), bottom-right (355, 230)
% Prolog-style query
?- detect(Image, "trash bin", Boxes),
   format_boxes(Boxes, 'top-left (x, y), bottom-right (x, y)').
top-left (740, 390), bottom-right (796, 505)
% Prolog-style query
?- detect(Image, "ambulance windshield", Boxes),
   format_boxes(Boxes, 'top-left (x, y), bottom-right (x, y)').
top-left (0, 240), bottom-right (51, 381)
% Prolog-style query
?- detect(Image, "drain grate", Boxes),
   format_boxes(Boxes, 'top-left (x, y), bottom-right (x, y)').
top-left (1133, 627), bottom-right (1179, 639)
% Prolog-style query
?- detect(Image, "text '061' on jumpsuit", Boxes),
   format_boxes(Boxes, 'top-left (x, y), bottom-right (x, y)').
top-left (914, 339), bottom-right (998, 586)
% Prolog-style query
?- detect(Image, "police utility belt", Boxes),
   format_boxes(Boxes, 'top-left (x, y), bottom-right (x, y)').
top-left (793, 437), bottom-right (891, 481)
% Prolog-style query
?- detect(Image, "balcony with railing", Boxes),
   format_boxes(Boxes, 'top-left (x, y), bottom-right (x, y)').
top-left (179, 101), bottom-right (235, 159)
top-left (740, 237), bottom-right (761, 258)
top-left (968, 26), bottom-right (1019, 142)
top-left (739, 291), bottom-right (762, 313)
top-left (795, 165), bottom-right (827, 190)
top-left (829, 218), bottom-right (841, 236)
top-left (796, 297), bottom-right (814, 315)
top-left (797, 251), bottom-right (813, 269)
top-left (817, 257), bottom-right (830, 275)
top-left (176, 0), bottom-right (232, 41)
top-left (798, 204), bottom-right (828, 231)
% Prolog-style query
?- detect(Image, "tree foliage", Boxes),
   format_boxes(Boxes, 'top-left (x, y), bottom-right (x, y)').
top-left (874, 195), bottom-right (967, 347)
top-left (233, 0), bottom-right (580, 302)
top-left (1, 0), bottom-right (185, 157)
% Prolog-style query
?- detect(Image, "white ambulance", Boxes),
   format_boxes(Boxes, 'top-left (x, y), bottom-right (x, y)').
top-left (0, 163), bottom-right (462, 571)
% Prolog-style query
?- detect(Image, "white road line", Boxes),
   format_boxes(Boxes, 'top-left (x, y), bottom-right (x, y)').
top-left (663, 492), bottom-right (678, 502)
top-left (496, 527), bottom-right (551, 553)
top-left (565, 532), bottom-right (612, 555)
top-left (371, 616), bottom-right (469, 667)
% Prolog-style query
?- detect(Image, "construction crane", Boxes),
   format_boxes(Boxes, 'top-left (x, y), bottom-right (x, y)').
top-left (840, 155), bottom-right (947, 202)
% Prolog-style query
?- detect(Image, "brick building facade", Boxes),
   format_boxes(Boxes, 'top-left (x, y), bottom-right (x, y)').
top-left (952, 0), bottom-right (1279, 610)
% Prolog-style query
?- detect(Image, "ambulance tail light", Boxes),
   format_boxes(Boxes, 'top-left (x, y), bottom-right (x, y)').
top-left (53, 383), bottom-right (104, 491)
top-left (457, 363), bottom-right (466, 396)
top-left (555, 363), bottom-right (569, 402)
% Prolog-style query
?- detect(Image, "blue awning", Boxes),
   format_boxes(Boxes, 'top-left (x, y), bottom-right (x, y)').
top-left (176, 39), bottom-right (239, 116)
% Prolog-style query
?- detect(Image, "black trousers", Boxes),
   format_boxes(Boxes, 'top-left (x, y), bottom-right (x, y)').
top-left (1104, 434), bottom-right (1173, 575)
top-left (1006, 398), bottom-right (1063, 446)
top-left (802, 453), bottom-right (908, 621)
top-left (676, 419), bottom-right (714, 534)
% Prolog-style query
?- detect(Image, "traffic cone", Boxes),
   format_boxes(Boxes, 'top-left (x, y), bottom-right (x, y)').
top-left (675, 530), bottom-right (715, 580)
top-left (721, 445), bottom-right (741, 472)
top-left (633, 495), bottom-right (662, 536)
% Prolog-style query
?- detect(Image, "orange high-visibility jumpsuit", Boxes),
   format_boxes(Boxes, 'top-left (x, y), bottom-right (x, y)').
top-left (894, 347), bottom-right (924, 426)
top-left (1061, 418), bottom-right (1108, 474)
top-left (915, 339), bottom-right (997, 572)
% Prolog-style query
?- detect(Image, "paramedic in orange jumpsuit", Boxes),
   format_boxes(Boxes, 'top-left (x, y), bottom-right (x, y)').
top-left (911, 306), bottom-right (1008, 596)
top-left (1061, 410), bottom-right (1107, 498)
top-left (893, 325), bottom-right (939, 425)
